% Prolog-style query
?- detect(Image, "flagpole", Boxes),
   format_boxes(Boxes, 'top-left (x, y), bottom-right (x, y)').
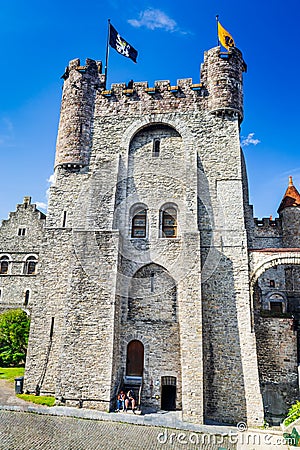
top-left (104, 19), bottom-right (111, 90)
top-left (216, 15), bottom-right (220, 46)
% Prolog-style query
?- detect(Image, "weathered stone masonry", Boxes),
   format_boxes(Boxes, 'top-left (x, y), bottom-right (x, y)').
top-left (1, 44), bottom-right (300, 426)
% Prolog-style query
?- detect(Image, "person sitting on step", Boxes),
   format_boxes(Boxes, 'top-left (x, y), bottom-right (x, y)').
top-left (125, 389), bottom-right (136, 413)
top-left (116, 390), bottom-right (125, 412)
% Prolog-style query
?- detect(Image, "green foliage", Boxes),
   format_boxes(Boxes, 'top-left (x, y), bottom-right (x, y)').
top-left (0, 309), bottom-right (30, 367)
top-left (284, 400), bottom-right (300, 426)
top-left (0, 367), bottom-right (25, 383)
top-left (16, 394), bottom-right (55, 406)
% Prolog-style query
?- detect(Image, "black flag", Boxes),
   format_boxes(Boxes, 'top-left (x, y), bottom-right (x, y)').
top-left (109, 24), bottom-right (138, 63)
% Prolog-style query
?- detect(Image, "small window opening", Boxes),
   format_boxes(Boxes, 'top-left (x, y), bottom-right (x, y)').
top-left (162, 208), bottom-right (177, 238)
top-left (24, 290), bottom-right (30, 306)
top-left (270, 280), bottom-right (275, 287)
top-left (0, 289), bottom-right (2, 300)
top-left (131, 209), bottom-right (147, 238)
top-left (0, 256), bottom-right (9, 275)
top-left (270, 301), bottom-right (283, 313)
top-left (150, 272), bottom-right (155, 292)
top-left (152, 139), bottom-right (160, 157)
top-left (62, 211), bottom-right (67, 228)
top-left (50, 317), bottom-right (55, 338)
top-left (18, 228), bottom-right (26, 236)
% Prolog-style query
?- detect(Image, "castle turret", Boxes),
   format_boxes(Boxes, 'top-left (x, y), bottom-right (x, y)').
top-left (278, 176), bottom-right (300, 247)
top-left (54, 58), bottom-right (104, 169)
top-left (201, 46), bottom-right (246, 123)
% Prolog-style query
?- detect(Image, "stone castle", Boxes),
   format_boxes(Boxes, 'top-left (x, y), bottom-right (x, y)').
top-left (1, 45), bottom-right (300, 426)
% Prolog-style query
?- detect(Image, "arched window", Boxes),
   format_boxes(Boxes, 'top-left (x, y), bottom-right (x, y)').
top-left (24, 256), bottom-right (37, 275)
top-left (0, 255), bottom-right (10, 275)
top-left (268, 293), bottom-right (286, 313)
top-left (161, 206), bottom-right (177, 238)
top-left (131, 208), bottom-right (147, 238)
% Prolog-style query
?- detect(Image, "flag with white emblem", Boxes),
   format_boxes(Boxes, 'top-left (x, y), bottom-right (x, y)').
top-left (109, 23), bottom-right (138, 63)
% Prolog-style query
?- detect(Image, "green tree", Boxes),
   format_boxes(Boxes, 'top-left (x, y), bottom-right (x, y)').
top-left (0, 309), bottom-right (30, 367)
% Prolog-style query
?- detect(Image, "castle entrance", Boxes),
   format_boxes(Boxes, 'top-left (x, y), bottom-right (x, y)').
top-left (126, 340), bottom-right (144, 376)
top-left (161, 376), bottom-right (176, 411)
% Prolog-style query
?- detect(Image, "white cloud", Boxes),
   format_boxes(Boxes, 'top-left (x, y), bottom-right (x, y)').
top-left (128, 9), bottom-right (178, 32)
top-left (47, 174), bottom-right (55, 185)
top-left (35, 202), bottom-right (47, 211)
top-left (240, 133), bottom-right (260, 147)
top-left (36, 173), bottom-right (55, 213)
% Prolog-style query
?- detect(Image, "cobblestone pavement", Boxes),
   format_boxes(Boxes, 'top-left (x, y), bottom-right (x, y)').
top-left (0, 410), bottom-right (238, 450)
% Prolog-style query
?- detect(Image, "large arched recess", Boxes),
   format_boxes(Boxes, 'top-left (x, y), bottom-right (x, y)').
top-left (128, 262), bottom-right (177, 322)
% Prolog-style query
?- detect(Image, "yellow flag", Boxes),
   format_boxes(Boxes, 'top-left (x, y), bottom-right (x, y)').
top-left (218, 21), bottom-right (235, 50)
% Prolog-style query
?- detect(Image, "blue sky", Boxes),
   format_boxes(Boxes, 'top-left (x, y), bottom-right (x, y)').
top-left (0, 0), bottom-right (299, 220)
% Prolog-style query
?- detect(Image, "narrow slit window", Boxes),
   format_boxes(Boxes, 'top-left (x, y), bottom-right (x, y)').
top-left (150, 272), bottom-right (155, 292)
top-left (152, 139), bottom-right (160, 157)
top-left (62, 211), bottom-right (67, 228)
top-left (131, 209), bottom-right (147, 238)
top-left (162, 207), bottom-right (177, 238)
top-left (18, 228), bottom-right (26, 236)
top-left (50, 317), bottom-right (55, 338)
top-left (24, 290), bottom-right (30, 306)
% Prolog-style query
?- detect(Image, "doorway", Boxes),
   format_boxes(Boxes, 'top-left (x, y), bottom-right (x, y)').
top-left (161, 376), bottom-right (176, 411)
top-left (126, 340), bottom-right (144, 376)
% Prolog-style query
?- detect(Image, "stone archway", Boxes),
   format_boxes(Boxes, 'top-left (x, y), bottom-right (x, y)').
top-left (249, 249), bottom-right (300, 290)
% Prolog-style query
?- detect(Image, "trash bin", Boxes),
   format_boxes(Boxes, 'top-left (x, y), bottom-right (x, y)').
top-left (15, 376), bottom-right (24, 394)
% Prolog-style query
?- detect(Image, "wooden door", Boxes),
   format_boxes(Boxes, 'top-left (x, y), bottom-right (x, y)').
top-left (126, 340), bottom-right (144, 376)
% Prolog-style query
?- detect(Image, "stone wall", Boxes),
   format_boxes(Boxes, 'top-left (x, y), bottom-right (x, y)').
top-left (0, 197), bottom-right (45, 313)
top-left (23, 45), bottom-right (265, 426)
top-left (255, 316), bottom-right (298, 419)
top-left (252, 218), bottom-right (282, 249)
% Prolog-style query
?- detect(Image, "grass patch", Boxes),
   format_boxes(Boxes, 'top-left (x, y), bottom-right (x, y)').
top-left (16, 394), bottom-right (55, 407)
top-left (0, 367), bottom-right (25, 383)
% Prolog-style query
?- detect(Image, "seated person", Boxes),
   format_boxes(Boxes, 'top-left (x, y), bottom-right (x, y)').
top-left (125, 389), bottom-right (136, 413)
top-left (116, 390), bottom-right (125, 411)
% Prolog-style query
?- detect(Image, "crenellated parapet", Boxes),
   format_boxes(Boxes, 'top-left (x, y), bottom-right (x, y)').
top-left (54, 46), bottom-right (246, 170)
top-left (95, 77), bottom-right (208, 116)
top-left (254, 217), bottom-right (282, 229)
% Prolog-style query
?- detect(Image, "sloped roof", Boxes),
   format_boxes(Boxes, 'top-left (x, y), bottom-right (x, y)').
top-left (278, 176), bottom-right (300, 213)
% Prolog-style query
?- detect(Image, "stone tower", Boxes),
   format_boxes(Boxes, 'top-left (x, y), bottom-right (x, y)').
top-left (278, 176), bottom-right (300, 248)
top-left (23, 46), bottom-right (264, 426)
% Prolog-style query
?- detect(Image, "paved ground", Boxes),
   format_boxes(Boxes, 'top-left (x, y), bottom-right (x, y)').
top-left (0, 380), bottom-right (292, 449)
top-left (0, 380), bottom-right (28, 407)
top-left (0, 410), bottom-right (240, 450)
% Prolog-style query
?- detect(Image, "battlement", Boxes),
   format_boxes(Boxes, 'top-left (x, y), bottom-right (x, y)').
top-left (62, 58), bottom-right (104, 84)
top-left (254, 217), bottom-right (282, 229)
top-left (55, 45), bottom-right (246, 169)
top-left (94, 46), bottom-right (245, 122)
top-left (100, 78), bottom-right (208, 101)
